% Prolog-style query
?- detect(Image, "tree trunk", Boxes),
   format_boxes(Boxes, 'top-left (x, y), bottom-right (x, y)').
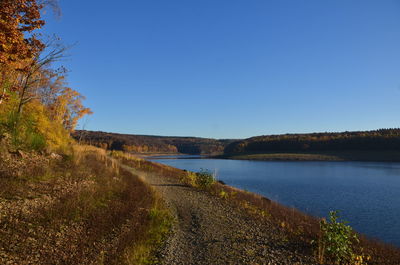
top-left (0, 86), bottom-right (6, 105)
top-left (0, 71), bottom-right (7, 105)
top-left (17, 73), bottom-right (31, 115)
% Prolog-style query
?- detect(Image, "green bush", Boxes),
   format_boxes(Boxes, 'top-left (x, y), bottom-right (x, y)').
top-left (27, 130), bottom-right (46, 151)
top-left (4, 110), bottom-right (47, 151)
top-left (195, 169), bottom-right (215, 189)
top-left (315, 211), bottom-right (363, 264)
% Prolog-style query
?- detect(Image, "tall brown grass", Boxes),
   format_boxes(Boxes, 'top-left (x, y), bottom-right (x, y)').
top-left (1, 145), bottom-right (168, 264)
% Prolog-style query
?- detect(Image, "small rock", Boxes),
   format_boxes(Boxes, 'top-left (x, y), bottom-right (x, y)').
top-left (50, 153), bottom-right (62, 160)
top-left (16, 150), bottom-right (26, 158)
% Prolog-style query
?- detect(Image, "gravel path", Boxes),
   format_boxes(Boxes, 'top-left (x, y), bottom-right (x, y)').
top-left (124, 166), bottom-right (317, 265)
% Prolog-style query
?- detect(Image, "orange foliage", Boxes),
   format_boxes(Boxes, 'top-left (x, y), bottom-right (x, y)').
top-left (0, 0), bottom-right (92, 151)
top-left (0, 0), bottom-right (45, 65)
top-left (0, 0), bottom-right (45, 105)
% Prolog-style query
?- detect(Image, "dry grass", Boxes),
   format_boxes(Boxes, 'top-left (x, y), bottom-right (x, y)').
top-left (122, 198), bottom-right (173, 265)
top-left (110, 150), bottom-right (185, 180)
top-left (0, 145), bottom-right (165, 264)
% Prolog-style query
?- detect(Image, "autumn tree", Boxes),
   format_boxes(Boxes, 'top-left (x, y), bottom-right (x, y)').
top-left (0, 0), bottom-right (92, 152)
top-left (14, 38), bottom-right (68, 115)
top-left (0, 0), bottom-right (62, 109)
top-left (33, 66), bottom-right (91, 131)
top-left (0, 0), bottom-right (45, 104)
top-left (49, 85), bottom-right (92, 131)
top-left (0, 0), bottom-right (45, 65)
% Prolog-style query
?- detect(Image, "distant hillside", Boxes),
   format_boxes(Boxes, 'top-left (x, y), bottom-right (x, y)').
top-left (224, 129), bottom-right (400, 154)
top-left (73, 130), bottom-right (235, 155)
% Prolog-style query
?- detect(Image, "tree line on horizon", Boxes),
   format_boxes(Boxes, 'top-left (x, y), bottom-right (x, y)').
top-left (0, 0), bottom-right (91, 152)
top-left (224, 128), bottom-right (400, 154)
top-left (74, 129), bottom-right (400, 156)
top-left (73, 130), bottom-right (231, 154)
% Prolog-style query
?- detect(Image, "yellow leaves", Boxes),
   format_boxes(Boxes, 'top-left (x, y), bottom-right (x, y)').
top-left (219, 190), bottom-right (229, 199)
top-left (0, 0), bottom-right (88, 153)
top-left (353, 254), bottom-right (371, 265)
top-left (47, 85), bottom-right (92, 131)
top-left (5, 99), bottom-right (71, 152)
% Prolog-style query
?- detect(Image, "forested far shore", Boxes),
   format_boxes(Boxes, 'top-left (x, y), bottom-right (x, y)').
top-left (224, 129), bottom-right (400, 158)
top-left (76, 129), bottom-right (400, 161)
top-left (73, 130), bottom-right (235, 155)
top-left (218, 150), bottom-right (400, 162)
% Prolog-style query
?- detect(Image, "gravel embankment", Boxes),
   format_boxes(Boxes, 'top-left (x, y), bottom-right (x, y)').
top-left (125, 165), bottom-right (318, 265)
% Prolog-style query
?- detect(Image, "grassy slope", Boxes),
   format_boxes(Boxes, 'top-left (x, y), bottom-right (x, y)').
top-left (0, 145), bottom-right (170, 265)
top-left (220, 150), bottom-right (400, 162)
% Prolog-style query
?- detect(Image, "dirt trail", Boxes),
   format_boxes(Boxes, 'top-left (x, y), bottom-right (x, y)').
top-left (123, 165), bottom-right (317, 265)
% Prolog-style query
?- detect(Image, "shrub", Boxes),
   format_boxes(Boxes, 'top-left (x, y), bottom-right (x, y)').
top-left (27, 129), bottom-right (46, 151)
top-left (0, 99), bottom-right (71, 153)
top-left (195, 168), bottom-right (215, 189)
top-left (219, 190), bottom-right (229, 199)
top-left (180, 171), bottom-right (196, 186)
top-left (315, 211), bottom-right (366, 265)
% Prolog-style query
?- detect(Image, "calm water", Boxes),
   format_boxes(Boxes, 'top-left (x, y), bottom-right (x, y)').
top-left (150, 157), bottom-right (400, 246)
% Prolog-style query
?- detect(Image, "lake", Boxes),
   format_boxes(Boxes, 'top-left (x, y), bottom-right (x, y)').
top-left (149, 156), bottom-right (400, 247)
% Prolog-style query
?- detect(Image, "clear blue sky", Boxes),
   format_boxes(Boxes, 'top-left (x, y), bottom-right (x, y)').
top-left (41, 0), bottom-right (400, 139)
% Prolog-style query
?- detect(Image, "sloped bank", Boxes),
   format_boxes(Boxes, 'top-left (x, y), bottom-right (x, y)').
top-left (0, 145), bottom-right (169, 264)
top-left (112, 151), bottom-right (400, 265)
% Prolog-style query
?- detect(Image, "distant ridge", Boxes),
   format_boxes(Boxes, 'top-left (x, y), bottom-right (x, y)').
top-left (224, 128), bottom-right (400, 154)
top-left (74, 128), bottom-right (400, 156)
top-left (73, 130), bottom-right (236, 155)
